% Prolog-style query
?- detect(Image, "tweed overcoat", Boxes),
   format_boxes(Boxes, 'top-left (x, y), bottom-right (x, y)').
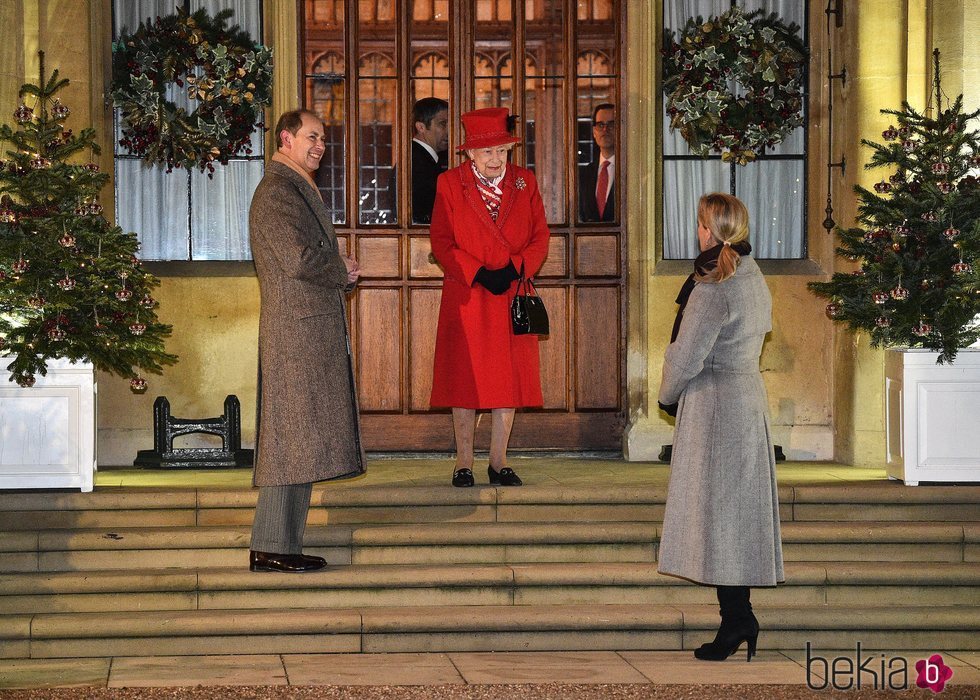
top-left (429, 162), bottom-right (551, 409)
top-left (657, 256), bottom-right (784, 586)
top-left (249, 161), bottom-right (366, 487)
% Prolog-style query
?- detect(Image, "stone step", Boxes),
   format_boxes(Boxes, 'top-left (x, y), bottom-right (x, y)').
top-left (1, 521), bottom-right (976, 573)
top-left (1, 562), bottom-right (977, 615)
top-left (2, 484), bottom-right (978, 529)
top-left (3, 603), bottom-right (977, 659)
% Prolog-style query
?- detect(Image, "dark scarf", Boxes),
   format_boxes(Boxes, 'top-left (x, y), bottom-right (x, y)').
top-left (669, 241), bottom-right (752, 343)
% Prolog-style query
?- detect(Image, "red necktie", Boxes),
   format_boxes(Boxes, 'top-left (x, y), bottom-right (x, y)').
top-left (596, 160), bottom-right (609, 218)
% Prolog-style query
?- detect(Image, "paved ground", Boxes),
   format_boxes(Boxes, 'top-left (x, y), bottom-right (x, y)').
top-left (1, 650), bottom-right (977, 695)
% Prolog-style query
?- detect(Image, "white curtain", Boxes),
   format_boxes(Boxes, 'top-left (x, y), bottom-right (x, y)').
top-left (663, 0), bottom-right (806, 259)
top-left (113, 0), bottom-right (263, 260)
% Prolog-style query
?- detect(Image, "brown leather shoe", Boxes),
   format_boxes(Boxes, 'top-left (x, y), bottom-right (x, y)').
top-left (249, 550), bottom-right (326, 572)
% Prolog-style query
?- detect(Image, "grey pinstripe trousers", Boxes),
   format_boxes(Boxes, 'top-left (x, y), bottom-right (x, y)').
top-left (249, 483), bottom-right (313, 554)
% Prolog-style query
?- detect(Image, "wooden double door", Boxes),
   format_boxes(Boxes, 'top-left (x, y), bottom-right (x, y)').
top-left (302, 0), bottom-right (624, 450)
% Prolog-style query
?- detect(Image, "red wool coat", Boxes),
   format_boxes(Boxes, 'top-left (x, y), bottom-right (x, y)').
top-left (429, 162), bottom-right (551, 409)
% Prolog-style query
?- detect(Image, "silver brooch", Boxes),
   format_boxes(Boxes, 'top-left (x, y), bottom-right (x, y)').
top-left (515, 177), bottom-right (526, 190)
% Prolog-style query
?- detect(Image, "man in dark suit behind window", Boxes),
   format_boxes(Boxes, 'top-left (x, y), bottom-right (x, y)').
top-left (579, 103), bottom-right (616, 223)
top-left (411, 97), bottom-right (449, 224)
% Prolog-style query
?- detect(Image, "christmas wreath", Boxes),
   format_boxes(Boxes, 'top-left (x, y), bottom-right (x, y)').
top-left (662, 6), bottom-right (807, 165)
top-left (110, 7), bottom-right (273, 174)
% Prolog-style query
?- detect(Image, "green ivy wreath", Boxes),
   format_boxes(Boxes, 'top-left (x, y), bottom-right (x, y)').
top-left (662, 6), bottom-right (807, 165)
top-left (110, 7), bottom-right (273, 174)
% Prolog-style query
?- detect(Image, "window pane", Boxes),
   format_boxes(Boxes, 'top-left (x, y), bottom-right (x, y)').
top-left (662, 159), bottom-right (728, 259)
top-left (190, 161), bottom-right (263, 260)
top-left (736, 160), bottom-right (805, 258)
top-left (476, 0), bottom-right (514, 109)
top-left (576, 74), bottom-right (616, 223)
top-left (192, 0), bottom-right (261, 37)
top-left (663, 0), bottom-right (729, 32)
top-left (114, 0), bottom-right (266, 261)
top-left (113, 0), bottom-right (177, 34)
top-left (115, 159), bottom-right (190, 260)
top-left (308, 49), bottom-right (347, 223)
top-left (358, 78), bottom-right (397, 225)
top-left (526, 76), bottom-right (566, 224)
top-left (410, 6), bottom-right (450, 225)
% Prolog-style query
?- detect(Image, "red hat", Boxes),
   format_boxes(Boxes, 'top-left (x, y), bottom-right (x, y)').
top-left (457, 107), bottom-right (521, 152)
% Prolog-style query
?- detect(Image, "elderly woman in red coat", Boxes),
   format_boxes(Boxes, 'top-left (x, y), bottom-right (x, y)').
top-left (429, 107), bottom-right (551, 487)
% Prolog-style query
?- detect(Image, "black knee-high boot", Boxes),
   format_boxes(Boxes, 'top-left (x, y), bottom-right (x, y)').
top-left (694, 585), bottom-right (759, 661)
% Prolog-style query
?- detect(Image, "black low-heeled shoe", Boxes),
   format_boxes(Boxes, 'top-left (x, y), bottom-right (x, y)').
top-left (693, 615), bottom-right (760, 661)
top-left (452, 468), bottom-right (475, 487)
top-left (488, 466), bottom-right (522, 486)
top-left (249, 550), bottom-right (326, 573)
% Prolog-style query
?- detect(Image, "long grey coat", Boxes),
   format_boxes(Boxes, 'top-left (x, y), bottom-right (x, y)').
top-left (249, 161), bottom-right (366, 487)
top-left (657, 257), bottom-right (784, 586)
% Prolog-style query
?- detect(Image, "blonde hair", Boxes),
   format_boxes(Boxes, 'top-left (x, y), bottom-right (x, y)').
top-left (696, 193), bottom-right (749, 283)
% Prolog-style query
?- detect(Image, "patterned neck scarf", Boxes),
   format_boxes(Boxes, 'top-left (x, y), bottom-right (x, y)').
top-left (471, 161), bottom-right (505, 221)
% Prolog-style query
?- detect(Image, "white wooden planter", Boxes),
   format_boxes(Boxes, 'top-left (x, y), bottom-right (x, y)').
top-left (885, 348), bottom-right (980, 485)
top-left (0, 358), bottom-right (96, 492)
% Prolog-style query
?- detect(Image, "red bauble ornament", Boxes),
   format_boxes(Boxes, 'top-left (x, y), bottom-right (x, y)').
top-left (12, 258), bottom-right (29, 274)
top-left (937, 181), bottom-right (953, 194)
top-left (902, 139), bottom-right (916, 152)
top-left (130, 376), bottom-right (148, 393)
top-left (13, 104), bottom-right (32, 123)
top-left (51, 99), bottom-right (70, 119)
top-left (873, 180), bottom-right (892, 193)
top-left (931, 162), bottom-right (950, 175)
top-left (952, 262), bottom-right (972, 275)
top-left (826, 303), bottom-right (841, 319)
top-left (913, 321), bottom-right (933, 336)
top-left (944, 227), bottom-right (960, 241)
top-left (882, 125), bottom-right (898, 140)
top-left (140, 294), bottom-right (156, 308)
top-left (59, 234), bottom-right (75, 248)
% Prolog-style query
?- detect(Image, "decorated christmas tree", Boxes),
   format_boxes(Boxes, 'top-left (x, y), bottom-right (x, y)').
top-left (810, 51), bottom-right (980, 363)
top-left (0, 54), bottom-right (176, 389)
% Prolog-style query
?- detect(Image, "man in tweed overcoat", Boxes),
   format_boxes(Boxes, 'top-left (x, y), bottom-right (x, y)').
top-left (248, 109), bottom-right (366, 573)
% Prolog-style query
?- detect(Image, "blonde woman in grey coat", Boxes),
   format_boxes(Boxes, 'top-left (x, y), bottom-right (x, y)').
top-left (657, 192), bottom-right (784, 662)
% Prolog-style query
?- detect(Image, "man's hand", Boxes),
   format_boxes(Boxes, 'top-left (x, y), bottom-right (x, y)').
top-left (343, 256), bottom-right (361, 284)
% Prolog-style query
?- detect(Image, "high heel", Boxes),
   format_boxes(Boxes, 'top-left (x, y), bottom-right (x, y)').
top-left (693, 614), bottom-right (759, 661)
top-left (694, 585), bottom-right (759, 661)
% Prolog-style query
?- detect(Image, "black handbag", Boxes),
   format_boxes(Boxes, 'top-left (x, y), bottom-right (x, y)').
top-left (511, 264), bottom-right (549, 336)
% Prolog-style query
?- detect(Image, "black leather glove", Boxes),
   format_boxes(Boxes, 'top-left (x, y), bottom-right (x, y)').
top-left (658, 401), bottom-right (679, 417)
top-left (474, 262), bottom-right (519, 295)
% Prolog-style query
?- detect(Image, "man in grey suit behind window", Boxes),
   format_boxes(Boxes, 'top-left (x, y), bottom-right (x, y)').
top-left (247, 108), bottom-right (366, 573)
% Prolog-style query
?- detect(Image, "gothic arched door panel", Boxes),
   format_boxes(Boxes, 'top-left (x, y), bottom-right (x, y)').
top-left (302, 0), bottom-right (624, 450)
